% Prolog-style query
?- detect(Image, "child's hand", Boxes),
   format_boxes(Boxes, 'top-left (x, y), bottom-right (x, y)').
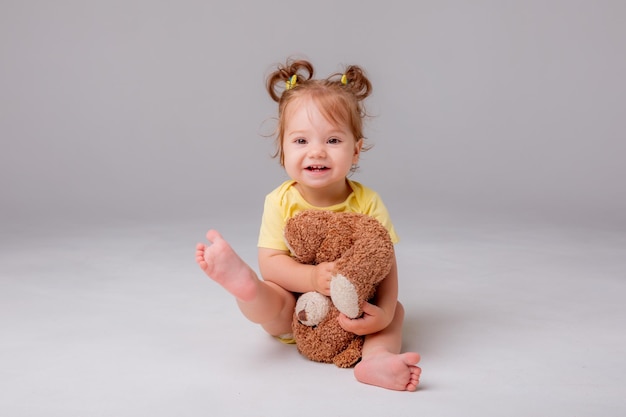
top-left (337, 302), bottom-right (392, 335)
top-left (310, 262), bottom-right (335, 296)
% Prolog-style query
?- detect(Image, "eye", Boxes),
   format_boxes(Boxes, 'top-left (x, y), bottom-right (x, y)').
top-left (327, 137), bottom-right (341, 144)
top-left (294, 138), bottom-right (307, 144)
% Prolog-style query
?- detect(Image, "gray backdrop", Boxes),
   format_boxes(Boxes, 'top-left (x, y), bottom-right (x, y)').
top-left (2, 0), bottom-right (625, 232)
top-left (2, 3), bottom-right (625, 415)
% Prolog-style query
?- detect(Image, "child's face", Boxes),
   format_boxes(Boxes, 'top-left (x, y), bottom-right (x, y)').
top-left (282, 96), bottom-right (362, 195)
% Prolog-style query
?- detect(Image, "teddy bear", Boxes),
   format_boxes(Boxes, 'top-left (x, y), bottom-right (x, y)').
top-left (283, 209), bottom-right (394, 368)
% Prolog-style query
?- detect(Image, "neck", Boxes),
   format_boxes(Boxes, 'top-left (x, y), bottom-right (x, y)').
top-left (295, 180), bottom-right (352, 207)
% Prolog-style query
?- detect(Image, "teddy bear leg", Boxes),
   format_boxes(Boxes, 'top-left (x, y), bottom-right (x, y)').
top-left (295, 292), bottom-right (331, 326)
top-left (330, 274), bottom-right (360, 319)
top-left (332, 337), bottom-right (364, 368)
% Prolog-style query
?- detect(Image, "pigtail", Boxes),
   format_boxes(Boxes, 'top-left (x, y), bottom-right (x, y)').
top-left (338, 65), bottom-right (372, 102)
top-left (266, 59), bottom-right (315, 102)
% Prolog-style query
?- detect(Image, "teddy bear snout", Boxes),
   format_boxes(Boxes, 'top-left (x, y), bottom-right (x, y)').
top-left (295, 292), bottom-right (331, 327)
top-left (298, 309), bottom-right (309, 322)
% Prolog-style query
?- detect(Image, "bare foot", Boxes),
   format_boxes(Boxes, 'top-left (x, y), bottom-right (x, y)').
top-left (195, 230), bottom-right (259, 302)
top-left (354, 348), bottom-right (421, 391)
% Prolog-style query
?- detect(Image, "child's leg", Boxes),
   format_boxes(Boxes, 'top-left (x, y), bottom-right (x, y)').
top-left (355, 302), bottom-right (421, 391)
top-left (196, 230), bottom-right (295, 336)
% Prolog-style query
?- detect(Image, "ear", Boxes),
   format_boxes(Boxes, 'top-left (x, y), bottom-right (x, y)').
top-left (353, 138), bottom-right (363, 164)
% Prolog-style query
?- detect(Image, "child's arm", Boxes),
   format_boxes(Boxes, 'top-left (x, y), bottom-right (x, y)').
top-left (258, 247), bottom-right (335, 295)
top-left (337, 251), bottom-right (399, 336)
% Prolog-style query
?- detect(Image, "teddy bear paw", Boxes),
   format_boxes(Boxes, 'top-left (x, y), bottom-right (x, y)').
top-left (295, 292), bottom-right (331, 326)
top-left (330, 274), bottom-right (360, 319)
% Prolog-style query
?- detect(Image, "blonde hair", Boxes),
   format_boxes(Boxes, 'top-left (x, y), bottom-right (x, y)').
top-left (266, 58), bottom-right (373, 166)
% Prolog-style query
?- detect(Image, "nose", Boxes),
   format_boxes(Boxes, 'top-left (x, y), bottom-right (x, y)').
top-left (308, 142), bottom-right (326, 158)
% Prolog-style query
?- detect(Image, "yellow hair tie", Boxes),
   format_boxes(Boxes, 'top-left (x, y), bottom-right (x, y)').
top-left (285, 74), bottom-right (297, 90)
top-left (341, 74), bottom-right (348, 85)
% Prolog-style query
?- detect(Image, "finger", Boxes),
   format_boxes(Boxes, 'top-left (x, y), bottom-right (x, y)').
top-left (360, 301), bottom-right (378, 315)
top-left (339, 316), bottom-right (366, 335)
top-left (337, 314), bottom-right (354, 331)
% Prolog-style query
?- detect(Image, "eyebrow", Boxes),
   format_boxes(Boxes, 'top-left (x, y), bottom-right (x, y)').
top-left (286, 129), bottom-right (348, 137)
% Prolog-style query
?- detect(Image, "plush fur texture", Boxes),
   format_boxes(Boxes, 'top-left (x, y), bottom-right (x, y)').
top-left (284, 210), bottom-right (394, 368)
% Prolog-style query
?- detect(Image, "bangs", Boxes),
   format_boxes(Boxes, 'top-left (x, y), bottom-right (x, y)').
top-left (311, 90), bottom-right (353, 131)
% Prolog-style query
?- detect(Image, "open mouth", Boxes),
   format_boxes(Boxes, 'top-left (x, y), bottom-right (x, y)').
top-left (306, 165), bottom-right (329, 172)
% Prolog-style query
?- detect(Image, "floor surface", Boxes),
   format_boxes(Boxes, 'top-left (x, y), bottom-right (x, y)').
top-left (1, 213), bottom-right (625, 416)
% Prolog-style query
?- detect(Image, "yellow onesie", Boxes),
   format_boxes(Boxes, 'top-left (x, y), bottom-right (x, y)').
top-left (257, 179), bottom-right (399, 253)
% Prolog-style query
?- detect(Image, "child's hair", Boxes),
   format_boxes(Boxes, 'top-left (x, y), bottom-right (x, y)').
top-left (266, 58), bottom-right (373, 167)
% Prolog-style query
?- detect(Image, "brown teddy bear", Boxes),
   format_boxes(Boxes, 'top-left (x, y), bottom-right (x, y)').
top-left (283, 210), bottom-right (394, 368)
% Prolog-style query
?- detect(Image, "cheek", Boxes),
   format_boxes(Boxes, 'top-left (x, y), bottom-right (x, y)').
top-left (282, 151), bottom-right (299, 166)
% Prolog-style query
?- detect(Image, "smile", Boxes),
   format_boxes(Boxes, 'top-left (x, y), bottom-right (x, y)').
top-left (306, 165), bottom-right (329, 171)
